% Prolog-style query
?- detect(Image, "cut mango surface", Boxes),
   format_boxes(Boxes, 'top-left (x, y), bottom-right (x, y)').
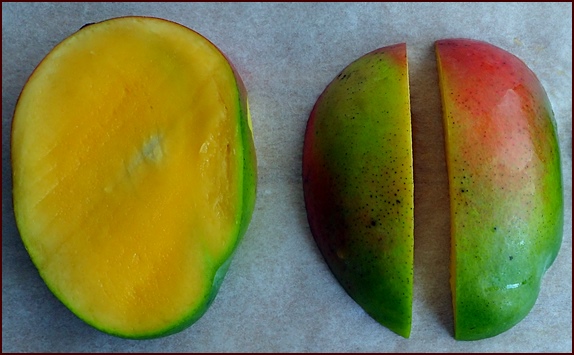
top-left (12, 17), bottom-right (256, 339)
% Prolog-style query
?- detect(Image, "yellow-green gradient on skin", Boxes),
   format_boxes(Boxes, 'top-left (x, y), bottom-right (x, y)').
top-left (303, 43), bottom-right (414, 338)
top-left (11, 16), bottom-right (256, 339)
top-left (436, 38), bottom-right (563, 341)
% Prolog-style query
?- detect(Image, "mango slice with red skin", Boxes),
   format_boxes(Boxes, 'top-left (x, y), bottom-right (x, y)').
top-left (435, 38), bottom-right (563, 341)
top-left (303, 43), bottom-right (414, 338)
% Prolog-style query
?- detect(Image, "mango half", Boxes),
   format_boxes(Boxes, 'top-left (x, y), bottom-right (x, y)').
top-left (302, 43), bottom-right (414, 338)
top-left (11, 16), bottom-right (256, 339)
top-left (435, 39), bottom-right (563, 340)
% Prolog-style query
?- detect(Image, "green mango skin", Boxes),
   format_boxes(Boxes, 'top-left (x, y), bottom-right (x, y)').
top-left (303, 43), bottom-right (414, 338)
top-left (435, 39), bottom-right (563, 341)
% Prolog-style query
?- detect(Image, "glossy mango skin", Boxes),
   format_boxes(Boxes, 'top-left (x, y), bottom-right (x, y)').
top-left (435, 39), bottom-right (563, 341)
top-left (11, 17), bottom-right (257, 339)
top-left (303, 44), bottom-right (413, 338)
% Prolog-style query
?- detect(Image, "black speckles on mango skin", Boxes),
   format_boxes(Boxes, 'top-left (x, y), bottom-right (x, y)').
top-left (436, 38), bottom-right (564, 341)
top-left (303, 43), bottom-right (413, 338)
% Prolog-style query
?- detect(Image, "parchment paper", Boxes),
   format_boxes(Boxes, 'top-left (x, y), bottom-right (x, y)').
top-left (2, 2), bottom-right (571, 352)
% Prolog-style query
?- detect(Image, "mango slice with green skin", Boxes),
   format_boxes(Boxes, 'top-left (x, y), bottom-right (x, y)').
top-left (11, 16), bottom-right (257, 339)
top-left (303, 43), bottom-right (414, 338)
top-left (435, 38), bottom-right (563, 341)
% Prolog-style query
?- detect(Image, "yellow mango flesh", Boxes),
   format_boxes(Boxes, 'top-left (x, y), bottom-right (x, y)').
top-left (11, 17), bottom-right (255, 339)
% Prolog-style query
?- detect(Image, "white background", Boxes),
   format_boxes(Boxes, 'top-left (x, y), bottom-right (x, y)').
top-left (2, 2), bottom-right (572, 352)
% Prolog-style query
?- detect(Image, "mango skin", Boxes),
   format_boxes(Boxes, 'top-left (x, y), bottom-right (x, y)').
top-left (303, 43), bottom-right (414, 338)
top-left (435, 39), bottom-right (563, 341)
top-left (11, 16), bottom-right (257, 339)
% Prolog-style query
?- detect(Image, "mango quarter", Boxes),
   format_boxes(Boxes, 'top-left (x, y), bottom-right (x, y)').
top-left (302, 43), bottom-right (414, 338)
top-left (435, 38), bottom-right (563, 340)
